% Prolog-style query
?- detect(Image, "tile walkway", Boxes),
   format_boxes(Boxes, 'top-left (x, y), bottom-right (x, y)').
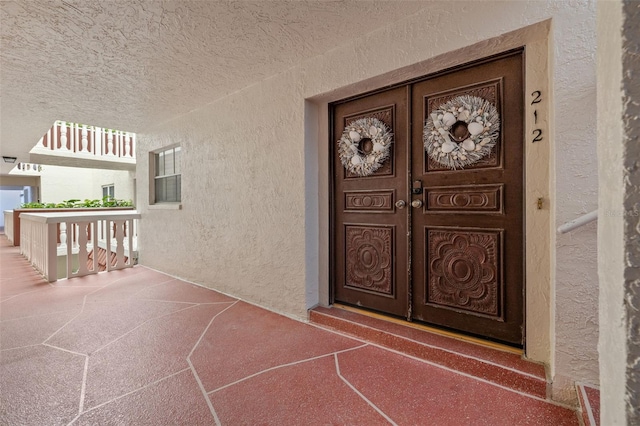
top-left (0, 236), bottom-right (579, 425)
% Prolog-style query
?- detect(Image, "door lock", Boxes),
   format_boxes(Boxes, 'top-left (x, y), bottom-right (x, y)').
top-left (412, 180), bottom-right (423, 195)
top-left (411, 199), bottom-right (423, 209)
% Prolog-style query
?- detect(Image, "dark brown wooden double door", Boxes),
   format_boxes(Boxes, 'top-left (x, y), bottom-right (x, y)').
top-left (331, 51), bottom-right (524, 345)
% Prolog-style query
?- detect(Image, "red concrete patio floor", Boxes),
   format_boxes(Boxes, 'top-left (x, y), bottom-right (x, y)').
top-left (0, 236), bottom-right (579, 425)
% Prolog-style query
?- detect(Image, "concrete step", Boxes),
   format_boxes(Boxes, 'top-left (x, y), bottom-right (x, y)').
top-left (309, 305), bottom-right (549, 399)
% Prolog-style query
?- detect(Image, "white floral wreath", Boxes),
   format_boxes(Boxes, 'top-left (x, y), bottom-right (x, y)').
top-left (424, 95), bottom-right (500, 170)
top-left (338, 117), bottom-right (393, 177)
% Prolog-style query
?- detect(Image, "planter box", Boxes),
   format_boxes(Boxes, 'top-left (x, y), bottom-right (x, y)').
top-left (11, 207), bottom-right (134, 246)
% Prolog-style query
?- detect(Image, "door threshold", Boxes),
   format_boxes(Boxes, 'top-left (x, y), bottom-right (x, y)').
top-left (310, 304), bottom-right (547, 399)
top-left (332, 303), bottom-right (522, 355)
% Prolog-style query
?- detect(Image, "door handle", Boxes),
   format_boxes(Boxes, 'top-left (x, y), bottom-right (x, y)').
top-left (411, 199), bottom-right (423, 208)
top-left (395, 200), bottom-right (406, 209)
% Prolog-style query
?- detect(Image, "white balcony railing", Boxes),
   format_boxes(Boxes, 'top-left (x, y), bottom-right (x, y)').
top-left (30, 121), bottom-right (136, 165)
top-left (19, 210), bottom-right (141, 282)
top-left (3, 210), bottom-right (14, 244)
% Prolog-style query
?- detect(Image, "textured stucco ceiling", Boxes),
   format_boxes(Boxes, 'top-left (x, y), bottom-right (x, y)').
top-left (0, 0), bottom-right (427, 175)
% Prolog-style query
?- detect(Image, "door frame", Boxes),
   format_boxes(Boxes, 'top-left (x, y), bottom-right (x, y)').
top-left (329, 49), bottom-right (525, 345)
top-left (308, 23), bottom-right (551, 363)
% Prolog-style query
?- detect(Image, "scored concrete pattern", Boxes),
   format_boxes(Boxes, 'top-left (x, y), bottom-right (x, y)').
top-left (0, 237), bottom-right (579, 425)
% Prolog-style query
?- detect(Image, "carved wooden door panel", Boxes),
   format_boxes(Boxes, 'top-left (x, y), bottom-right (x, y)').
top-left (331, 51), bottom-right (524, 345)
top-left (332, 86), bottom-right (409, 318)
top-left (410, 52), bottom-right (524, 345)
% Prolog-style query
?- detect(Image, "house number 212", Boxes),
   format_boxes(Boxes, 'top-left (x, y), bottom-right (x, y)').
top-left (531, 91), bottom-right (543, 143)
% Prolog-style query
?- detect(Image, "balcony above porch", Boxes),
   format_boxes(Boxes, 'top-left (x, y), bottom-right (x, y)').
top-left (28, 121), bottom-right (136, 171)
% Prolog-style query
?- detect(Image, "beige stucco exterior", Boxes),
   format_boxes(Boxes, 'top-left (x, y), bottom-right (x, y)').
top-left (597, 0), bottom-right (626, 420)
top-left (597, 0), bottom-right (640, 423)
top-left (0, 166), bottom-right (134, 211)
top-left (136, 0), bottom-right (600, 402)
top-left (38, 165), bottom-right (134, 204)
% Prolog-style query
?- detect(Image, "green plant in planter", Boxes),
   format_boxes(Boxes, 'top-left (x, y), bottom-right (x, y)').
top-left (20, 202), bottom-right (45, 208)
top-left (21, 197), bottom-right (134, 209)
top-left (56, 199), bottom-right (81, 208)
top-left (102, 195), bottom-right (118, 207)
top-left (101, 196), bottom-right (133, 207)
top-left (80, 199), bottom-right (102, 208)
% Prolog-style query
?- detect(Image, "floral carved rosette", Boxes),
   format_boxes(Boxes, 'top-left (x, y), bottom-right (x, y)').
top-left (424, 95), bottom-right (500, 170)
top-left (338, 117), bottom-right (393, 177)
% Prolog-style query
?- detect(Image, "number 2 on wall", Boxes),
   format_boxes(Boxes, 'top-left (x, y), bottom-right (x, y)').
top-left (531, 91), bottom-right (543, 143)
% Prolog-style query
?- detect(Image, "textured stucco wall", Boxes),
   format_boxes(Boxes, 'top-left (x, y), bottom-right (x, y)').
top-left (524, 37), bottom-right (554, 371)
top-left (598, 1), bottom-right (640, 423)
top-left (40, 165), bottom-right (134, 203)
top-left (596, 1), bottom-right (625, 417)
top-left (550, 0), bottom-right (600, 402)
top-left (137, 0), bottom-right (599, 392)
top-left (621, 2), bottom-right (640, 421)
top-left (137, 71), bottom-right (308, 317)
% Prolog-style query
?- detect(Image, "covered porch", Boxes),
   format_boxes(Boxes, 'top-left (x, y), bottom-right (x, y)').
top-left (0, 235), bottom-right (593, 425)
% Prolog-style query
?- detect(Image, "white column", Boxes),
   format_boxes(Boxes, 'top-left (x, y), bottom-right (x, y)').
top-left (107, 130), bottom-right (114, 156)
top-left (53, 124), bottom-right (58, 151)
top-left (73, 223), bottom-right (79, 249)
top-left (116, 131), bottom-right (121, 157)
top-left (59, 122), bottom-right (68, 151)
top-left (81, 125), bottom-right (89, 152)
top-left (74, 123), bottom-right (80, 152)
top-left (124, 133), bottom-right (131, 157)
top-left (46, 222), bottom-right (58, 282)
top-left (90, 221), bottom-right (98, 272)
top-left (598, 0), bottom-right (640, 423)
top-left (127, 218), bottom-right (134, 265)
top-left (114, 220), bottom-right (125, 269)
top-left (69, 123), bottom-right (75, 152)
top-left (74, 221), bottom-right (92, 277)
top-left (59, 222), bottom-right (67, 249)
top-left (96, 127), bottom-right (104, 156)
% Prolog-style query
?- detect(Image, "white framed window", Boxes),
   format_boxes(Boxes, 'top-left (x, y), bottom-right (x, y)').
top-left (102, 184), bottom-right (115, 200)
top-left (151, 146), bottom-right (181, 204)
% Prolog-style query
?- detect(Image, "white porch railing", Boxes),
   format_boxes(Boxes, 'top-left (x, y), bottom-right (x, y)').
top-left (3, 210), bottom-right (14, 244)
top-left (19, 210), bottom-right (141, 282)
top-left (30, 120), bottom-right (136, 165)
